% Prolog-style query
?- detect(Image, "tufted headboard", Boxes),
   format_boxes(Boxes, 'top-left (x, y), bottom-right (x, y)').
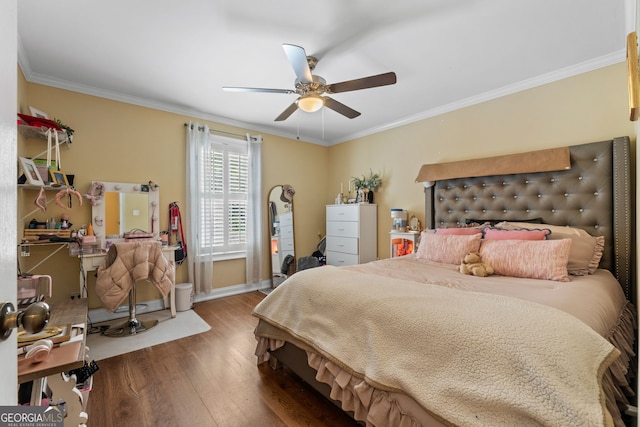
top-left (424, 137), bottom-right (633, 300)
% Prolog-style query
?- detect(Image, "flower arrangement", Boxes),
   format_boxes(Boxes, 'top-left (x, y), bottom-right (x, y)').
top-left (352, 169), bottom-right (382, 192)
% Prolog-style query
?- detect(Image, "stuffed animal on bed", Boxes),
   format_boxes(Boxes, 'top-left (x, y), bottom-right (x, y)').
top-left (459, 252), bottom-right (494, 277)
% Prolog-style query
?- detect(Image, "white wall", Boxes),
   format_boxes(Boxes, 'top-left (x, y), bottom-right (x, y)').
top-left (0, 0), bottom-right (18, 405)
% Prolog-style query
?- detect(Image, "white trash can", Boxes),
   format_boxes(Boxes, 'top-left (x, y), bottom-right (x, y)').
top-left (175, 283), bottom-right (193, 312)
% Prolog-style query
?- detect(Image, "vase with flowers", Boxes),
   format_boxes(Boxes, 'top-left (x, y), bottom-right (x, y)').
top-left (352, 170), bottom-right (382, 203)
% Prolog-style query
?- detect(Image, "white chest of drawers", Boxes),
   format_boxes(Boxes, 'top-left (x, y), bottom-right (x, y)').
top-left (278, 211), bottom-right (295, 267)
top-left (326, 204), bottom-right (377, 266)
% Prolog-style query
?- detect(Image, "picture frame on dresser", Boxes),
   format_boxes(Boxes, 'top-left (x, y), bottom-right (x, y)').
top-left (19, 156), bottom-right (45, 186)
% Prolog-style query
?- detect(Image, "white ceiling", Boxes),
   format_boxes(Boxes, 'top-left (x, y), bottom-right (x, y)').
top-left (17, 1), bottom-right (629, 146)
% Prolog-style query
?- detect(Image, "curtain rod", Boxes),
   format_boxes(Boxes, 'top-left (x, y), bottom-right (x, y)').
top-left (183, 123), bottom-right (257, 141)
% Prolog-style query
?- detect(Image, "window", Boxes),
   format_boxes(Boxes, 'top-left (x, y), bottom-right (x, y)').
top-left (200, 136), bottom-right (249, 258)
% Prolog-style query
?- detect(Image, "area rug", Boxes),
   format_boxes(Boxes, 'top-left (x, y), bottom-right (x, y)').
top-left (87, 309), bottom-right (211, 361)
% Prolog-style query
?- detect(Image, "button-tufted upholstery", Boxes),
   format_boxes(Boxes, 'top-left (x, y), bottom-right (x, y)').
top-left (425, 137), bottom-right (632, 299)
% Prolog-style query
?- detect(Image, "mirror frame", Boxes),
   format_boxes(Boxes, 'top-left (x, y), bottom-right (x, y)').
top-left (267, 184), bottom-right (295, 289)
top-left (91, 181), bottom-right (160, 248)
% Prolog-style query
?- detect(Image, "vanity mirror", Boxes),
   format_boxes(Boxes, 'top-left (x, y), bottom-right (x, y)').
top-left (91, 181), bottom-right (159, 247)
top-left (267, 185), bottom-right (295, 288)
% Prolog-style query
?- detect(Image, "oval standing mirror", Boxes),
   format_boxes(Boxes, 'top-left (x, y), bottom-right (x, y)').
top-left (267, 185), bottom-right (295, 288)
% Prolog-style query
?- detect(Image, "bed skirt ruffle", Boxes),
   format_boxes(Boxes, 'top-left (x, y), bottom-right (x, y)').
top-left (601, 302), bottom-right (637, 427)
top-left (254, 301), bottom-right (636, 427)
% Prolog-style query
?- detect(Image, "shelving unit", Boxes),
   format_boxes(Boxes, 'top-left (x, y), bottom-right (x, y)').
top-left (19, 185), bottom-right (73, 226)
top-left (16, 120), bottom-right (90, 423)
top-left (18, 124), bottom-right (70, 175)
top-left (17, 121), bottom-right (75, 271)
top-left (18, 183), bottom-right (66, 191)
top-left (18, 124), bottom-right (69, 145)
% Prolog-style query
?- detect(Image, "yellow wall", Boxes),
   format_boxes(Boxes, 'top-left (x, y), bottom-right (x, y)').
top-left (17, 71), bottom-right (329, 308)
top-left (17, 61), bottom-right (635, 308)
top-left (329, 63), bottom-right (636, 259)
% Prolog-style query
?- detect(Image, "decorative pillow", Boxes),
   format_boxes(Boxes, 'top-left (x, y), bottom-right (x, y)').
top-left (547, 232), bottom-right (605, 275)
top-left (435, 228), bottom-right (483, 235)
top-left (482, 227), bottom-right (550, 240)
top-left (495, 221), bottom-right (590, 237)
top-left (416, 232), bottom-right (482, 265)
top-left (465, 218), bottom-right (543, 226)
top-left (479, 239), bottom-right (572, 282)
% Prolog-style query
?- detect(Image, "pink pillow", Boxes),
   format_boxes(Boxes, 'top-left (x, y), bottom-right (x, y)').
top-left (434, 228), bottom-right (483, 235)
top-left (482, 227), bottom-right (550, 240)
top-left (416, 232), bottom-right (481, 265)
top-left (479, 239), bottom-right (571, 282)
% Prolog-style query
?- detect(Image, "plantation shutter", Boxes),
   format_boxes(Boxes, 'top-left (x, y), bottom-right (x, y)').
top-left (201, 137), bottom-right (248, 255)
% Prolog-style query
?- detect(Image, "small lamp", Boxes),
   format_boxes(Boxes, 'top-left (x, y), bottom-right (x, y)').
top-left (297, 94), bottom-right (324, 112)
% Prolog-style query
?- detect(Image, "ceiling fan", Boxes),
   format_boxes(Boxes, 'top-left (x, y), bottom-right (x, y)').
top-left (223, 44), bottom-right (397, 121)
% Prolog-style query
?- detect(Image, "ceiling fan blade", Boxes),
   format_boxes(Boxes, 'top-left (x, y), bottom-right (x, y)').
top-left (282, 44), bottom-right (313, 84)
top-left (323, 97), bottom-right (361, 119)
top-left (326, 72), bottom-right (397, 94)
top-left (223, 86), bottom-right (294, 94)
top-left (274, 102), bottom-right (299, 122)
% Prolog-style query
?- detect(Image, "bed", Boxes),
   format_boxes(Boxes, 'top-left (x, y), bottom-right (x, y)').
top-left (253, 136), bottom-right (636, 427)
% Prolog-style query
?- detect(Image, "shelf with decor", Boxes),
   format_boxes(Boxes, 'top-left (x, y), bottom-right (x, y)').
top-left (18, 124), bottom-right (71, 179)
top-left (17, 117), bottom-right (78, 273)
top-left (18, 183), bottom-right (68, 191)
top-left (18, 124), bottom-right (69, 145)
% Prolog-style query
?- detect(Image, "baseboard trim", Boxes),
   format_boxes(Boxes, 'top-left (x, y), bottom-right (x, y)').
top-left (193, 280), bottom-right (271, 303)
top-left (88, 280), bottom-right (271, 323)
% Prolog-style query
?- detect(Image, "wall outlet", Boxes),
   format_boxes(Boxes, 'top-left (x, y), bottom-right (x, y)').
top-left (70, 292), bottom-right (81, 300)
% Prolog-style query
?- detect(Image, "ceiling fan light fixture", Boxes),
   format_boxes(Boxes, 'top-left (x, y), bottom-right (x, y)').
top-left (296, 94), bottom-right (324, 113)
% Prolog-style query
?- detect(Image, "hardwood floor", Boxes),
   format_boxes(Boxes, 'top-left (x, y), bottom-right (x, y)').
top-left (87, 291), bottom-right (359, 426)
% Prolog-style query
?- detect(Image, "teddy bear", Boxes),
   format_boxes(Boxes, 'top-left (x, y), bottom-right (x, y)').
top-left (459, 252), bottom-right (494, 277)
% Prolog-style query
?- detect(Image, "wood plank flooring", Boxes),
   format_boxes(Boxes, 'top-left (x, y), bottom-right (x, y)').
top-left (87, 291), bottom-right (359, 426)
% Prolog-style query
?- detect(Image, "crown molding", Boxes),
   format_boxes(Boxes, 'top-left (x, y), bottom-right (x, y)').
top-left (335, 50), bottom-right (625, 145)
top-left (18, 36), bottom-right (623, 147)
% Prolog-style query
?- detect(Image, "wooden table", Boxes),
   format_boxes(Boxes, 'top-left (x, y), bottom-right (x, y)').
top-left (18, 298), bottom-right (87, 383)
top-left (18, 298), bottom-right (89, 426)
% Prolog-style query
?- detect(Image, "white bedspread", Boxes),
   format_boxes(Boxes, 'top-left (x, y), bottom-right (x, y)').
top-left (253, 262), bottom-right (621, 426)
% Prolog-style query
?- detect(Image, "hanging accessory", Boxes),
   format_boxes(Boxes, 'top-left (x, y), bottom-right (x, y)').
top-left (55, 188), bottom-right (83, 210)
top-left (169, 202), bottom-right (187, 265)
top-left (46, 128), bottom-right (62, 173)
top-left (84, 182), bottom-right (105, 206)
top-left (34, 187), bottom-right (47, 213)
